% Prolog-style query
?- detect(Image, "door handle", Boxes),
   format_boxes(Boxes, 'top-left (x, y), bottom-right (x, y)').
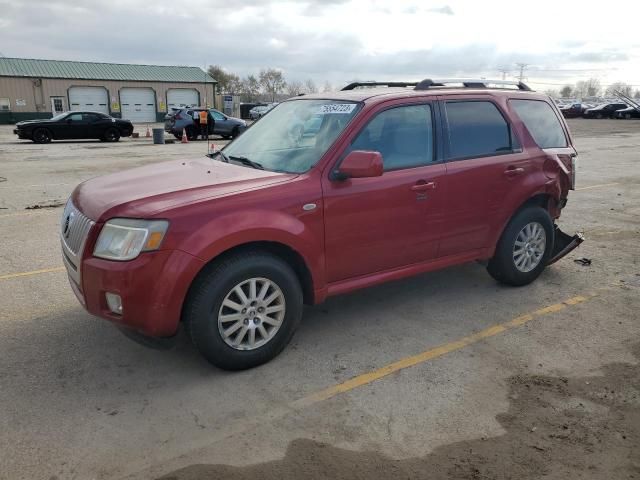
top-left (504, 166), bottom-right (525, 177)
top-left (411, 181), bottom-right (437, 191)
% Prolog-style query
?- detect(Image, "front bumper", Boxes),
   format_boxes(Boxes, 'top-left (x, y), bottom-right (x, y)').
top-left (67, 249), bottom-right (205, 337)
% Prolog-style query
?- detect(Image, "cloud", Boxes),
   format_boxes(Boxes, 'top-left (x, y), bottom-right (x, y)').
top-left (0, 0), bottom-right (637, 87)
top-left (428, 5), bottom-right (454, 15)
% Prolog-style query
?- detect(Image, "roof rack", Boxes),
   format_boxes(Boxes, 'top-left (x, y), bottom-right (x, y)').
top-left (341, 78), bottom-right (532, 92)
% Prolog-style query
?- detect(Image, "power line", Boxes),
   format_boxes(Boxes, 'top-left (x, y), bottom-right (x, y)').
top-left (516, 63), bottom-right (528, 82)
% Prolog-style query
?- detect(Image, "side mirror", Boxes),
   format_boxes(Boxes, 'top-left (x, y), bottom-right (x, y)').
top-left (335, 150), bottom-right (383, 179)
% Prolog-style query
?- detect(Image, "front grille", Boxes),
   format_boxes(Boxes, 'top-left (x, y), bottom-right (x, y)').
top-left (61, 201), bottom-right (94, 255)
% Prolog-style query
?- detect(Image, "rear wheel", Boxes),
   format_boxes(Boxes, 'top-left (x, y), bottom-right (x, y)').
top-left (32, 128), bottom-right (51, 144)
top-left (231, 126), bottom-right (240, 138)
top-left (103, 128), bottom-right (120, 142)
top-left (186, 126), bottom-right (198, 141)
top-left (487, 207), bottom-right (554, 286)
top-left (184, 251), bottom-right (303, 370)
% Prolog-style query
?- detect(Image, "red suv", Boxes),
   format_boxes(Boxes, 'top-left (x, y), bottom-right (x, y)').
top-left (61, 79), bottom-right (582, 370)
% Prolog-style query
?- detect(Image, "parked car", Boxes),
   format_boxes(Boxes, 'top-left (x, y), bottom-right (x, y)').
top-left (583, 103), bottom-right (627, 119)
top-left (14, 111), bottom-right (133, 143)
top-left (614, 106), bottom-right (640, 119)
top-left (164, 108), bottom-right (246, 140)
top-left (559, 103), bottom-right (586, 118)
top-left (249, 103), bottom-right (279, 120)
top-left (61, 79), bottom-right (581, 370)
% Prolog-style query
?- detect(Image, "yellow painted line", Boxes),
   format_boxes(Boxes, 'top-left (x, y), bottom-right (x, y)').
top-left (0, 267), bottom-right (65, 281)
top-left (576, 182), bottom-right (619, 191)
top-left (290, 293), bottom-right (597, 409)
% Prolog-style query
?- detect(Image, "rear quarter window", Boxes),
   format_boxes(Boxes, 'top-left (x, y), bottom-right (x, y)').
top-left (510, 99), bottom-right (567, 149)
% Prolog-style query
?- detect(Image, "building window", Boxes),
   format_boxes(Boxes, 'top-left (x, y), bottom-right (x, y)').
top-left (0, 98), bottom-right (10, 111)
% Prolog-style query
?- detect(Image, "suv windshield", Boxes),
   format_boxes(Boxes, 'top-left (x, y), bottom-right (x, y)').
top-left (223, 99), bottom-right (361, 173)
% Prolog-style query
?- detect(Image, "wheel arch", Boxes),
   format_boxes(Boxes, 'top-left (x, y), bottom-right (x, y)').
top-left (185, 240), bottom-right (316, 310)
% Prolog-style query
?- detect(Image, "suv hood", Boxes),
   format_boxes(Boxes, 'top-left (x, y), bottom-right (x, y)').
top-left (73, 157), bottom-right (295, 221)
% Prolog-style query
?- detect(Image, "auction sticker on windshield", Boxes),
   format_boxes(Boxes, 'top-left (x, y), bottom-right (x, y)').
top-left (318, 104), bottom-right (357, 114)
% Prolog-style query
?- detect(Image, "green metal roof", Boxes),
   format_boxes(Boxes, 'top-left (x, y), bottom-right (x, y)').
top-left (0, 57), bottom-right (215, 83)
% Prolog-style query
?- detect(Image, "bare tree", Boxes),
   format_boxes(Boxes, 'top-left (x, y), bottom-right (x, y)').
top-left (584, 78), bottom-right (601, 97)
top-left (259, 68), bottom-right (287, 102)
top-left (560, 85), bottom-right (573, 98)
top-left (207, 65), bottom-right (233, 94)
top-left (544, 89), bottom-right (559, 98)
top-left (322, 80), bottom-right (333, 92)
top-left (605, 82), bottom-right (633, 97)
top-left (304, 78), bottom-right (318, 94)
top-left (241, 75), bottom-right (261, 102)
top-left (286, 80), bottom-right (304, 97)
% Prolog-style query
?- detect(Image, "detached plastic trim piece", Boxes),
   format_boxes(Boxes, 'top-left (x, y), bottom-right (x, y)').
top-left (548, 226), bottom-right (585, 265)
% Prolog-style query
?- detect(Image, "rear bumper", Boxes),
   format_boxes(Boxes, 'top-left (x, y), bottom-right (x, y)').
top-left (76, 249), bottom-right (205, 337)
top-left (548, 226), bottom-right (584, 265)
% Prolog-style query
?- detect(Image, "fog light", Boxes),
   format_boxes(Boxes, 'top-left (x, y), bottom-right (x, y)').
top-left (105, 292), bottom-right (123, 315)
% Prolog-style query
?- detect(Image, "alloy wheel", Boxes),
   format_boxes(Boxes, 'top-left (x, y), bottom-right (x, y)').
top-left (512, 222), bottom-right (546, 273)
top-left (217, 277), bottom-right (286, 351)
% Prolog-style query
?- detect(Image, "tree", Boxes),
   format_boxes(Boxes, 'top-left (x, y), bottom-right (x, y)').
top-left (560, 85), bottom-right (573, 98)
top-left (605, 82), bottom-right (632, 97)
top-left (259, 68), bottom-right (286, 102)
top-left (323, 80), bottom-right (333, 92)
top-left (207, 65), bottom-right (233, 94)
top-left (304, 78), bottom-right (318, 94)
top-left (635, 90), bottom-right (640, 99)
top-left (544, 89), bottom-right (559, 98)
top-left (584, 77), bottom-right (601, 97)
top-left (241, 75), bottom-right (261, 102)
top-left (286, 80), bottom-right (304, 97)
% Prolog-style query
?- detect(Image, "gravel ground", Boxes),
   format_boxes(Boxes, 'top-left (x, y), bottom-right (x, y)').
top-left (0, 118), bottom-right (638, 480)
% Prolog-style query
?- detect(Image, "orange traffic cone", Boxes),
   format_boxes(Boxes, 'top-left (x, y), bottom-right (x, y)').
top-left (181, 128), bottom-right (189, 143)
top-left (145, 125), bottom-right (151, 138)
top-left (209, 143), bottom-right (217, 153)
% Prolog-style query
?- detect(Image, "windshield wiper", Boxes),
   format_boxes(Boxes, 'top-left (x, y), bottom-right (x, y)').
top-left (208, 150), bottom-right (229, 163)
top-left (228, 155), bottom-right (264, 170)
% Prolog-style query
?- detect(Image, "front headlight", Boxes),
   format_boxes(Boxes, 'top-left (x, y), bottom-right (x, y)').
top-left (94, 218), bottom-right (169, 261)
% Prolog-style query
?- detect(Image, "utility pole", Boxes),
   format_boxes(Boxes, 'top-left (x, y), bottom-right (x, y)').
top-left (516, 63), bottom-right (528, 82)
top-left (498, 68), bottom-right (510, 80)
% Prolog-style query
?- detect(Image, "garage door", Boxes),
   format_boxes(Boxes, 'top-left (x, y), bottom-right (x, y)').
top-left (167, 89), bottom-right (199, 110)
top-left (68, 87), bottom-right (109, 114)
top-left (120, 88), bottom-right (156, 122)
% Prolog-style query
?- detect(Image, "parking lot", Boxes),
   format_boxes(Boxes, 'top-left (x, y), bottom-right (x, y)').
top-left (1, 119), bottom-right (639, 479)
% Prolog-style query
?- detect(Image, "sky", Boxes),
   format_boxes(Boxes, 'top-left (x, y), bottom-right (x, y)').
top-left (1, 0), bottom-right (640, 91)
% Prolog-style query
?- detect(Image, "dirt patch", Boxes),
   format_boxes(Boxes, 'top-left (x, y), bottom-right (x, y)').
top-left (157, 344), bottom-right (640, 480)
top-left (24, 200), bottom-right (65, 210)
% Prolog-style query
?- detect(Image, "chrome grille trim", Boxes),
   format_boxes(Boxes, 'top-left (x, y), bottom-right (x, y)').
top-left (61, 201), bottom-right (94, 255)
top-left (60, 200), bottom-right (95, 289)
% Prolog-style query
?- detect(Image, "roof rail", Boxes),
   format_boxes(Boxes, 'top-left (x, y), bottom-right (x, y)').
top-left (415, 78), bottom-right (532, 91)
top-left (341, 79), bottom-right (532, 92)
top-left (341, 81), bottom-right (419, 90)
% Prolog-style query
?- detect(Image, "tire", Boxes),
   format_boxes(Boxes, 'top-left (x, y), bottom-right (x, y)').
top-left (184, 251), bottom-right (303, 370)
top-left (222, 135), bottom-right (231, 140)
top-left (596, 113), bottom-right (603, 119)
top-left (32, 128), bottom-right (52, 144)
top-left (173, 133), bottom-right (182, 140)
top-left (487, 206), bottom-right (554, 286)
top-left (231, 126), bottom-right (240, 138)
top-left (103, 128), bottom-right (120, 142)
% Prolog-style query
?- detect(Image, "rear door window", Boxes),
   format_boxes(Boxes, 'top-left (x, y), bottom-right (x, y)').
top-left (510, 99), bottom-right (567, 148)
top-left (445, 101), bottom-right (515, 159)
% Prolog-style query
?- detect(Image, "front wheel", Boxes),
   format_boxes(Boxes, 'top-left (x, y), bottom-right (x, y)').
top-left (487, 207), bottom-right (554, 286)
top-left (184, 251), bottom-right (303, 370)
top-left (32, 128), bottom-right (52, 144)
top-left (103, 128), bottom-right (120, 142)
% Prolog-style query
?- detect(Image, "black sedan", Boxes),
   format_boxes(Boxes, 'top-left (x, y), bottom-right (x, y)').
top-left (582, 103), bottom-right (627, 119)
top-left (14, 111), bottom-right (134, 143)
top-left (614, 106), bottom-right (640, 119)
